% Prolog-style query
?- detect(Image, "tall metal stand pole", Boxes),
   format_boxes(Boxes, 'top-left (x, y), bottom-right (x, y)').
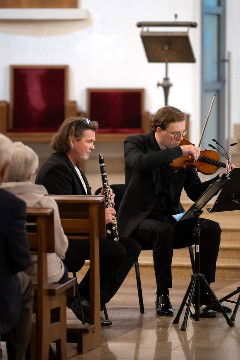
top-left (157, 61), bottom-right (172, 106)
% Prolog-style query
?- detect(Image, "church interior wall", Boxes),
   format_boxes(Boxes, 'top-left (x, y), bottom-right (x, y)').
top-left (0, 0), bottom-right (239, 186)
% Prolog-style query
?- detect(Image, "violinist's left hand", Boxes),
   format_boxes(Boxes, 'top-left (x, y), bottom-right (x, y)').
top-left (224, 160), bottom-right (238, 173)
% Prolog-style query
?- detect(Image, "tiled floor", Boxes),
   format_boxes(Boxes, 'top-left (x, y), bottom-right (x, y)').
top-left (1, 275), bottom-right (239, 359)
top-left (67, 274), bottom-right (240, 360)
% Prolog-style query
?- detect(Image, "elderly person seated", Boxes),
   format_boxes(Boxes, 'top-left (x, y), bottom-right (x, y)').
top-left (0, 135), bottom-right (32, 360)
top-left (2, 142), bottom-right (68, 283)
top-left (2, 141), bottom-right (133, 325)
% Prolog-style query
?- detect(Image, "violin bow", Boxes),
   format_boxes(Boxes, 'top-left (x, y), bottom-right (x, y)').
top-left (198, 94), bottom-right (216, 147)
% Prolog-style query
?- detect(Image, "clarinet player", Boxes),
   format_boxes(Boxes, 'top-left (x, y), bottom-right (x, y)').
top-left (36, 117), bottom-right (141, 325)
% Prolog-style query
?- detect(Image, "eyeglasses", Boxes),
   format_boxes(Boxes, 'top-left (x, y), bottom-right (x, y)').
top-left (73, 118), bottom-right (91, 128)
top-left (80, 118), bottom-right (91, 125)
top-left (165, 129), bottom-right (188, 139)
top-left (71, 118), bottom-right (92, 136)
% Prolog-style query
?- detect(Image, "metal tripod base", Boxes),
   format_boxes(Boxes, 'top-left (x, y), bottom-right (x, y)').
top-left (218, 287), bottom-right (240, 321)
top-left (173, 273), bottom-right (234, 331)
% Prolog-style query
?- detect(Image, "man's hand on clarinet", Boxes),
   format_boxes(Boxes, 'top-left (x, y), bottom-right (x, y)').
top-left (105, 207), bottom-right (116, 225)
top-left (100, 186), bottom-right (115, 206)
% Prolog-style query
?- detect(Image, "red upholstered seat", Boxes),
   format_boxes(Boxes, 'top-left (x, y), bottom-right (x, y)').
top-left (87, 89), bottom-right (145, 133)
top-left (9, 65), bottom-right (70, 132)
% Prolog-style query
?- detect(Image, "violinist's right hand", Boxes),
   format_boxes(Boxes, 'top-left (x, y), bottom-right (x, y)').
top-left (180, 144), bottom-right (201, 161)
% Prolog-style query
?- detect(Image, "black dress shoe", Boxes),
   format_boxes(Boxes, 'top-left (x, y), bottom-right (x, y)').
top-left (70, 296), bottom-right (90, 324)
top-left (191, 307), bottom-right (217, 318)
top-left (202, 303), bottom-right (232, 314)
top-left (101, 316), bottom-right (112, 326)
top-left (156, 295), bottom-right (174, 316)
top-left (200, 292), bottom-right (232, 314)
top-left (188, 293), bottom-right (216, 318)
top-left (70, 297), bottom-right (113, 326)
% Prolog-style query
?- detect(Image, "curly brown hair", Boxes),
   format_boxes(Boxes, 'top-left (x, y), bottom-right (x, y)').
top-left (51, 117), bottom-right (98, 153)
top-left (151, 106), bottom-right (185, 131)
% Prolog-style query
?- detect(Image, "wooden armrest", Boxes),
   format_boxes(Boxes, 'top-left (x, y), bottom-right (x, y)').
top-left (47, 277), bottom-right (76, 295)
top-left (67, 323), bottom-right (96, 335)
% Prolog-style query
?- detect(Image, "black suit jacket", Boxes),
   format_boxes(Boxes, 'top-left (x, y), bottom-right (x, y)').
top-left (36, 152), bottom-right (91, 195)
top-left (118, 132), bottom-right (217, 238)
top-left (0, 189), bottom-right (31, 334)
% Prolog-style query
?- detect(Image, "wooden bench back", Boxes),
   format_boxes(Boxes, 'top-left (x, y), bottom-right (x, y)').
top-left (50, 195), bottom-right (105, 329)
top-left (51, 195), bottom-right (106, 240)
top-left (26, 207), bottom-right (54, 289)
top-left (26, 208), bottom-right (77, 359)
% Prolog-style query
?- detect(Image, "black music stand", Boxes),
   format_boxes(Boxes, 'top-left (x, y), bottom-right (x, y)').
top-left (137, 21), bottom-right (197, 105)
top-left (173, 173), bottom-right (234, 331)
top-left (208, 168), bottom-right (240, 321)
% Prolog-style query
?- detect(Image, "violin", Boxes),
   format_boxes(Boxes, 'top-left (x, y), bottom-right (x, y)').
top-left (171, 94), bottom-right (227, 175)
top-left (171, 139), bottom-right (226, 175)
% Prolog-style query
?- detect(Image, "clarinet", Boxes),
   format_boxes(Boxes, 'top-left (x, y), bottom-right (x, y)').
top-left (99, 153), bottom-right (119, 241)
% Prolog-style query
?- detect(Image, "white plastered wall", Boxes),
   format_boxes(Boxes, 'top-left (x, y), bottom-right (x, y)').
top-left (6, 0), bottom-right (240, 187)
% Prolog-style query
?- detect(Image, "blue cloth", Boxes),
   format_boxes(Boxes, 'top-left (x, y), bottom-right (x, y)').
top-left (172, 212), bottom-right (185, 222)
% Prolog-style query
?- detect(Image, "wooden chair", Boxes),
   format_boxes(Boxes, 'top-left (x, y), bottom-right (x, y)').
top-left (50, 195), bottom-right (106, 354)
top-left (0, 65), bottom-right (78, 142)
top-left (26, 208), bottom-right (76, 360)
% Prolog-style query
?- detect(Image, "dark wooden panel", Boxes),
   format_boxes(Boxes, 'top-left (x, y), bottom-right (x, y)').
top-left (0, 0), bottom-right (78, 8)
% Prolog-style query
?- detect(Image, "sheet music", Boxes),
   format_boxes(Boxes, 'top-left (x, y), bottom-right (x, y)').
top-left (180, 174), bottom-right (230, 221)
top-left (210, 168), bottom-right (240, 213)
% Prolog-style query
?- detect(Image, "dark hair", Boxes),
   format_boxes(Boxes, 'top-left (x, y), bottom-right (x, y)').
top-left (151, 106), bottom-right (185, 131)
top-left (51, 117), bottom-right (98, 153)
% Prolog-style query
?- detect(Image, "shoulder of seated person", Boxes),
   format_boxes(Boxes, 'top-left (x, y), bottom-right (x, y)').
top-left (46, 163), bottom-right (71, 174)
top-left (0, 188), bottom-right (25, 207)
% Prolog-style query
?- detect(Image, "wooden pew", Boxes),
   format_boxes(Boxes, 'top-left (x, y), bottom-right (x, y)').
top-left (26, 208), bottom-right (76, 360)
top-left (50, 195), bottom-right (106, 354)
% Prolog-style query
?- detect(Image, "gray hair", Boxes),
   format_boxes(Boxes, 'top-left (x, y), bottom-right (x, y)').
top-left (6, 142), bottom-right (39, 182)
top-left (0, 133), bottom-right (13, 172)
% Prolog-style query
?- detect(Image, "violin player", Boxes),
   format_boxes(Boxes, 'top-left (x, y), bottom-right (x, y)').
top-left (117, 105), bottom-right (237, 317)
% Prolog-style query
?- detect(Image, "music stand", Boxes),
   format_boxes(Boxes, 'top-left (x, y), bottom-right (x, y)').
top-left (173, 174), bottom-right (234, 331)
top-left (208, 168), bottom-right (240, 321)
top-left (137, 21), bottom-right (197, 105)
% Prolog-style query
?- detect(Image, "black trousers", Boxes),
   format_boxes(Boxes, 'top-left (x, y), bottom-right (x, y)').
top-left (1, 272), bottom-right (33, 360)
top-left (63, 236), bottom-right (141, 306)
top-left (134, 217), bottom-right (221, 296)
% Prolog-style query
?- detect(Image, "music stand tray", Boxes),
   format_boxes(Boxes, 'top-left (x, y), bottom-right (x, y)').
top-left (173, 174), bottom-right (234, 330)
top-left (209, 168), bottom-right (240, 213)
top-left (139, 29), bottom-right (196, 105)
top-left (181, 173), bottom-right (230, 221)
top-left (140, 31), bottom-right (195, 63)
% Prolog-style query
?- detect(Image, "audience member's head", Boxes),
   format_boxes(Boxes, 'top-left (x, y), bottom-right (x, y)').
top-left (0, 133), bottom-right (13, 184)
top-left (6, 142), bottom-right (39, 182)
top-left (51, 116), bottom-right (98, 153)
